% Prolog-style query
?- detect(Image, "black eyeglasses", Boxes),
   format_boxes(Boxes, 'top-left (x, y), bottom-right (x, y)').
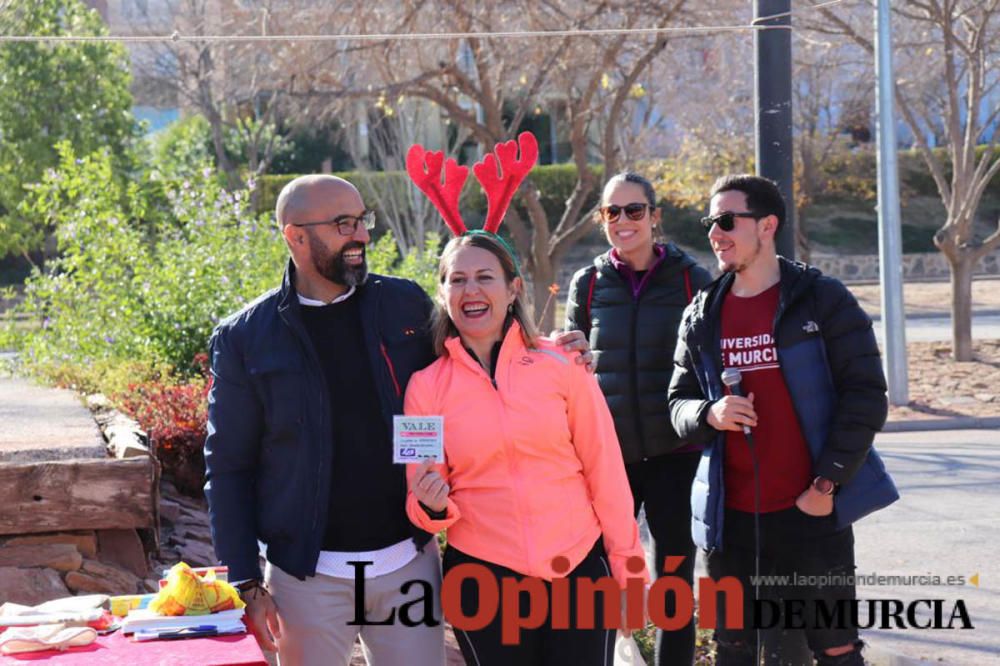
top-left (599, 202), bottom-right (653, 223)
top-left (699, 211), bottom-right (765, 231)
top-left (291, 209), bottom-right (376, 236)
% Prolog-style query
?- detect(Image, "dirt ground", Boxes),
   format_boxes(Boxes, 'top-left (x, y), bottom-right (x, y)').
top-left (846, 278), bottom-right (1000, 422)
top-left (849, 276), bottom-right (1000, 318)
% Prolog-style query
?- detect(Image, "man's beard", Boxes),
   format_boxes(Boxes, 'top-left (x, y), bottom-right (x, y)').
top-left (310, 236), bottom-right (368, 287)
top-left (718, 235), bottom-right (762, 274)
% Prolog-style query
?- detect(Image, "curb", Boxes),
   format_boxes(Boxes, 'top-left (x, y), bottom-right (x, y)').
top-left (883, 416), bottom-right (1000, 432)
top-left (868, 308), bottom-right (1000, 322)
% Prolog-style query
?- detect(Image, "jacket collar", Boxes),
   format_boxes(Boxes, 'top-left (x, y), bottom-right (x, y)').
top-left (694, 255), bottom-right (819, 323)
top-left (279, 257), bottom-right (382, 312)
top-left (444, 319), bottom-right (527, 377)
top-left (597, 242), bottom-right (695, 283)
top-left (276, 258), bottom-right (304, 325)
top-left (608, 242), bottom-right (666, 273)
top-left (608, 244), bottom-right (667, 298)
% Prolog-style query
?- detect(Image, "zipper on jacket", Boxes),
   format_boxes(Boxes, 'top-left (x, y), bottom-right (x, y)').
top-left (496, 360), bottom-right (536, 575)
top-left (628, 300), bottom-right (645, 457)
top-left (463, 340), bottom-right (535, 572)
top-left (278, 306), bottom-right (331, 541)
top-left (369, 282), bottom-right (400, 415)
top-left (379, 342), bottom-right (402, 397)
top-left (768, 283), bottom-right (818, 464)
top-left (771, 290), bottom-right (788, 347)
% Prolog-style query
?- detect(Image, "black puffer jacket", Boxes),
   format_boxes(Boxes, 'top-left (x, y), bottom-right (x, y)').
top-left (565, 243), bottom-right (712, 464)
top-left (667, 258), bottom-right (895, 548)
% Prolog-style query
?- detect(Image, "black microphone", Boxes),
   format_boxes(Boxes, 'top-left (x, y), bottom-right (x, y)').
top-left (723, 365), bottom-right (761, 659)
top-left (721, 368), bottom-right (751, 435)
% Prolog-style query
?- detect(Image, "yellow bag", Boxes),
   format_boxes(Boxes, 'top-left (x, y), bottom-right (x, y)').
top-left (148, 562), bottom-right (246, 616)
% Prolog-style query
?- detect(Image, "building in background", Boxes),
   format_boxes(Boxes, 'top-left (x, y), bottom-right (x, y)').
top-left (85, 0), bottom-right (181, 133)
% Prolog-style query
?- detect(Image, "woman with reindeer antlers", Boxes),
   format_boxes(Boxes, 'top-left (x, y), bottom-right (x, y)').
top-left (404, 133), bottom-right (650, 665)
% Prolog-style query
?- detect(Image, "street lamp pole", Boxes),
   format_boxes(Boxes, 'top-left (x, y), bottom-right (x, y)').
top-left (755, 0), bottom-right (795, 260)
top-left (755, 2), bottom-right (813, 662)
top-left (875, 0), bottom-right (909, 405)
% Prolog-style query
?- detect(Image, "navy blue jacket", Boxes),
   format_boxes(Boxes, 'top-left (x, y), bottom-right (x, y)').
top-left (204, 261), bottom-right (436, 581)
top-left (667, 258), bottom-right (898, 550)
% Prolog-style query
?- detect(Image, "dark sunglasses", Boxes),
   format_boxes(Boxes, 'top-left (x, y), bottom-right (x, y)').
top-left (599, 202), bottom-right (653, 223)
top-left (291, 209), bottom-right (376, 236)
top-left (699, 211), bottom-right (765, 231)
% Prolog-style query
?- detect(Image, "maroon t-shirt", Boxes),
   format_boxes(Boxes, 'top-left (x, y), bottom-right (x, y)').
top-left (720, 283), bottom-right (812, 512)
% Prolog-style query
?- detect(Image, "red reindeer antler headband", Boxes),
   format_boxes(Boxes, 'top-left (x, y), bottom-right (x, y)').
top-left (406, 131), bottom-right (539, 244)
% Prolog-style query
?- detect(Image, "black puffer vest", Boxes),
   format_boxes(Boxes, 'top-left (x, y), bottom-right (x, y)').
top-left (565, 243), bottom-right (712, 464)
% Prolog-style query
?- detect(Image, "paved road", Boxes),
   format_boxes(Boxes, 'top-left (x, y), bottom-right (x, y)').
top-left (853, 429), bottom-right (1000, 664)
top-left (0, 375), bottom-right (105, 463)
top-left (873, 314), bottom-right (1000, 342)
top-left (639, 429), bottom-right (1000, 664)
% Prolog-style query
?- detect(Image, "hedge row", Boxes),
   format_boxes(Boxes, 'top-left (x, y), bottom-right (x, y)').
top-left (255, 146), bottom-right (1000, 220)
top-left (255, 163), bottom-right (603, 229)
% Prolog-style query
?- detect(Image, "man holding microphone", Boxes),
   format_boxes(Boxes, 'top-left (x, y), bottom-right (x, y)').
top-left (667, 175), bottom-right (897, 665)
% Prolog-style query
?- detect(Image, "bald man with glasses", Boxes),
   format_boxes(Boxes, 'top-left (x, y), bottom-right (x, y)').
top-left (205, 175), bottom-right (445, 665)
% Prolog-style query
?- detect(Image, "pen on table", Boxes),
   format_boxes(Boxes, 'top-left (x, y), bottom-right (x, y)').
top-left (133, 625), bottom-right (219, 641)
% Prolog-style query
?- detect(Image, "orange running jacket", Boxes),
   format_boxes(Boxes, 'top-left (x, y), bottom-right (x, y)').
top-left (405, 321), bottom-right (649, 588)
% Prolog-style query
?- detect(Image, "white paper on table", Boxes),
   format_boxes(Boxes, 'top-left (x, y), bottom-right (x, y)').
top-left (120, 608), bottom-right (245, 634)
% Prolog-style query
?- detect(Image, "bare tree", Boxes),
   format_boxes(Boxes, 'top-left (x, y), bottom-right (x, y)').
top-left (792, 31), bottom-right (874, 263)
top-left (362, 0), bottom-right (691, 331)
top-left (128, 0), bottom-right (361, 194)
top-left (812, 0), bottom-right (1000, 360)
top-left (640, 22), bottom-right (755, 211)
top-left (340, 100), bottom-right (475, 255)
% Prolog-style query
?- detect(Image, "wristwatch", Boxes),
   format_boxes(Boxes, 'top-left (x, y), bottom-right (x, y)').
top-left (812, 476), bottom-right (837, 496)
top-left (233, 579), bottom-right (265, 598)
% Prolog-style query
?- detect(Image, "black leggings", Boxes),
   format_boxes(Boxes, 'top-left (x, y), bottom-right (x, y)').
top-left (442, 540), bottom-right (616, 666)
top-left (626, 451), bottom-right (701, 666)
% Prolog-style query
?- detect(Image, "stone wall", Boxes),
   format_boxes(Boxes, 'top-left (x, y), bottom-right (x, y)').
top-left (0, 529), bottom-right (154, 606)
top-left (810, 250), bottom-right (1000, 282)
top-left (0, 399), bottom-right (215, 608)
top-left (556, 244), bottom-right (1000, 294)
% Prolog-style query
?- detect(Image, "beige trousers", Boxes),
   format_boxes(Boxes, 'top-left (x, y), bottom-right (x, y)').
top-left (265, 545), bottom-right (445, 666)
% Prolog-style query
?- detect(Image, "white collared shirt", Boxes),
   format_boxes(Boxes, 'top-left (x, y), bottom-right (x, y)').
top-left (297, 285), bottom-right (356, 307)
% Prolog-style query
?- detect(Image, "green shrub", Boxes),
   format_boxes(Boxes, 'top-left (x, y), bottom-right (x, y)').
top-left (900, 224), bottom-right (937, 252)
top-left (147, 115), bottom-right (216, 181)
top-left (7, 143), bottom-right (286, 384)
top-left (0, 0), bottom-right (140, 259)
top-left (269, 124), bottom-right (353, 175)
top-left (5, 144), bottom-right (439, 396)
top-left (898, 145), bottom-right (1000, 200)
top-left (806, 215), bottom-right (937, 253)
top-left (660, 201), bottom-right (712, 253)
top-left (366, 231), bottom-right (442, 296)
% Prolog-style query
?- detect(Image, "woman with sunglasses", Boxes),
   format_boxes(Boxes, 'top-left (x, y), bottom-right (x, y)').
top-left (565, 172), bottom-right (712, 666)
